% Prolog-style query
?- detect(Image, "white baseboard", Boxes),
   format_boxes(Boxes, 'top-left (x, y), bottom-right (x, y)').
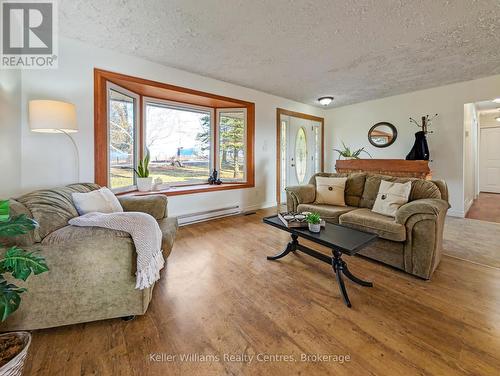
top-left (241, 201), bottom-right (276, 213)
top-left (447, 209), bottom-right (465, 218)
top-left (464, 198), bottom-right (474, 216)
top-left (177, 206), bottom-right (240, 226)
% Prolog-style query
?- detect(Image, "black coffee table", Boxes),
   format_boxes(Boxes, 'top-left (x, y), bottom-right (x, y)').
top-left (264, 215), bottom-right (378, 308)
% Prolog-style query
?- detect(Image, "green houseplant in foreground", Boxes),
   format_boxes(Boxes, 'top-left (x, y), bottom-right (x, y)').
top-left (0, 199), bottom-right (48, 373)
top-left (0, 200), bottom-right (48, 321)
top-left (334, 141), bottom-right (372, 159)
top-left (134, 150), bottom-right (153, 192)
top-left (305, 212), bottom-right (322, 233)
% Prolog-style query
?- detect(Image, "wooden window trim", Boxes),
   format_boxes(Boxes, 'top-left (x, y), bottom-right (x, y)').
top-left (276, 108), bottom-right (325, 205)
top-left (94, 68), bottom-right (255, 196)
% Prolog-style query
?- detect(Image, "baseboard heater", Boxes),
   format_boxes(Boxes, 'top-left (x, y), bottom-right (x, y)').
top-left (177, 205), bottom-right (240, 226)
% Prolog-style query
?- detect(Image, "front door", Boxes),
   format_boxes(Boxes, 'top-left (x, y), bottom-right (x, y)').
top-left (480, 127), bottom-right (500, 193)
top-left (280, 114), bottom-right (322, 203)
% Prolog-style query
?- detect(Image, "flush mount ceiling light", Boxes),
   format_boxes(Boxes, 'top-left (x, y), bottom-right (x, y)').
top-left (492, 98), bottom-right (500, 103)
top-left (496, 117), bottom-right (500, 122)
top-left (318, 96), bottom-right (334, 106)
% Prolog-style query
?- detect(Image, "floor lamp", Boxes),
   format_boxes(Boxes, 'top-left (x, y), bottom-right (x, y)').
top-left (29, 100), bottom-right (80, 182)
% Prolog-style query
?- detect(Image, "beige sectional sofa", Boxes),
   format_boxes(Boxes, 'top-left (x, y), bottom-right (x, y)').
top-left (0, 183), bottom-right (177, 331)
top-left (286, 173), bottom-right (450, 279)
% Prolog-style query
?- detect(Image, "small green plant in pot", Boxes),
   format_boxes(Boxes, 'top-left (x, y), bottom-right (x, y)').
top-left (0, 200), bottom-right (48, 375)
top-left (334, 141), bottom-right (372, 159)
top-left (134, 150), bottom-right (153, 192)
top-left (305, 212), bottom-right (322, 233)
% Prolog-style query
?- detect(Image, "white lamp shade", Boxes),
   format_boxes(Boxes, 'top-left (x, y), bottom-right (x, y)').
top-left (29, 100), bottom-right (78, 133)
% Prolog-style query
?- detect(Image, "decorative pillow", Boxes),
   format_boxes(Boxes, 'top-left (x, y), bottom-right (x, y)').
top-left (315, 177), bottom-right (347, 206)
top-left (372, 180), bottom-right (412, 217)
top-left (72, 188), bottom-right (123, 215)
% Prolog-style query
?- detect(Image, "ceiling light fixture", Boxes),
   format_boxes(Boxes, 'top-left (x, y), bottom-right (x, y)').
top-left (318, 96), bottom-right (334, 106)
top-left (496, 117), bottom-right (500, 122)
top-left (492, 98), bottom-right (500, 104)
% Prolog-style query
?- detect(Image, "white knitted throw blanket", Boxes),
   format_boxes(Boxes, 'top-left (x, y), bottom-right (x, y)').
top-left (69, 212), bottom-right (164, 289)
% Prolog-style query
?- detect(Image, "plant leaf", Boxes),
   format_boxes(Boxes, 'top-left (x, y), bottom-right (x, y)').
top-left (0, 247), bottom-right (49, 281)
top-left (0, 214), bottom-right (38, 237)
top-left (0, 276), bottom-right (25, 321)
top-left (0, 200), bottom-right (9, 222)
top-left (144, 150), bottom-right (150, 177)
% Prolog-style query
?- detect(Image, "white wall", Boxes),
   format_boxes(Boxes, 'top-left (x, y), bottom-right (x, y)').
top-left (0, 69), bottom-right (22, 198)
top-left (17, 37), bottom-right (325, 216)
top-left (325, 74), bottom-right (500, 217)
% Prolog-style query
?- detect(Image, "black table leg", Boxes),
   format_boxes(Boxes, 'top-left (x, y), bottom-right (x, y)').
top-left (332, 249), bottom-right (372, 308)
top-left (342, 262), bottom-right (373, 287)
top-left (267, 233), bottom-right (298, 260)
top-left (333, 261), bottom-right (352, 308)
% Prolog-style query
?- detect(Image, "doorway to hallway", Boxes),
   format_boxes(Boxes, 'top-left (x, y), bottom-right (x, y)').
top-left (464, 99), bottom-right (500, 223)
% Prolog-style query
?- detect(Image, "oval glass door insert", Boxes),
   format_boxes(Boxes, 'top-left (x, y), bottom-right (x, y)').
top-left (295, 127), bottom-right (307, 184)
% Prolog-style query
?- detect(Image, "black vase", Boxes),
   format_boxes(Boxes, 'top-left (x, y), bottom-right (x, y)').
top-left (406, 131), bottom-right (430, 160)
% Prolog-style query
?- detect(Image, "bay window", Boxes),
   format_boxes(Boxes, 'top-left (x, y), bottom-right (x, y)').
top-left (107, 84), bottom-right (139, 191)
top-left (145, 100), bottom-right (213, 186)
top-left (217, 110), bottom-right (247, 182)
top-left (94, 69), bottom-right (255, 195)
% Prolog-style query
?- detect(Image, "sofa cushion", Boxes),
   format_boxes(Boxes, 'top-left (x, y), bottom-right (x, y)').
top-left (297, 203), bottom-right (356, 224)
top-left (16, 183), bottom-right (101, 239)
top-left (410, 179), bottom-right (442, 201)
top-left (72, 187), bottom-right (123, 215)
top-left (359, 174), bottom-right (441, 209)
top-left (315, 176), bottom-right (347, 206)
top-left (372, 180), bottom-right (412, 217)
top-left (339, 208), bottom-right (406, 242)
top-left (344, 173), bottom-right (367, 207)
top-left (308, 172), bottom-right (366, 207)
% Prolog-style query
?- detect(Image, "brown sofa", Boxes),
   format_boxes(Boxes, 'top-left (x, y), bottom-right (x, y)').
top-left (0, 183), bottom-right (178, 331)
top-left (286, 173), bottom-right (450, 279)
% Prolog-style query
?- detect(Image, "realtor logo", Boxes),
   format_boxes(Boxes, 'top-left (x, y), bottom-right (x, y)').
top-left (1, 0), bottom-right (58, 69)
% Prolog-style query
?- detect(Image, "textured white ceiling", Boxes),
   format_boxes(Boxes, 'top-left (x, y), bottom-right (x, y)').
top-left (59, 0), bottom-right (500, 107)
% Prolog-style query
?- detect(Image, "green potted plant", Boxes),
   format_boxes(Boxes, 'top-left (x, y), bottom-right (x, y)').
top-left (134, 150), bottom-right (152, 192)
top-left (334, 141), bottom-right (372, 159)
top-left (0, 200), bottom-right (48, 376)
top-left (305, 212), bottom-right (322, 233)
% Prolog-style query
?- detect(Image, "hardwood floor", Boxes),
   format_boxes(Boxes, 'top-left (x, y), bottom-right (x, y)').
top-left (25, 209), bottom-right (500, 375)
top-left (466, 192), bottom-right (500, 223)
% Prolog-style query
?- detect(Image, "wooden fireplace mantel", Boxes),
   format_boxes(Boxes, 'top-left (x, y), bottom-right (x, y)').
top-left (335, 159), bottom-right (432, 180)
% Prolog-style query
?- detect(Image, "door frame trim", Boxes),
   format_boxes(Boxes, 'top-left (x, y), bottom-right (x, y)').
top-left (276, 108), bottom-right (325, 206)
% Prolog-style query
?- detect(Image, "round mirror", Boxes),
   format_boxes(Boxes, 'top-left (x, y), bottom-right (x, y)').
top-left (368, 122), bottom-right (397, 148)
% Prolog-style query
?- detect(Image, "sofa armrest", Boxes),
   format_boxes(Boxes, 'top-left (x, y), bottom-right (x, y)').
top-left (396, 198), bottom-right (450, 279)
top-left (395, 198), bottom-right (450, 225)
top-left (118, 195), bottom-right (168, 220)
top-left (285, 184), bottom-right (316, 212)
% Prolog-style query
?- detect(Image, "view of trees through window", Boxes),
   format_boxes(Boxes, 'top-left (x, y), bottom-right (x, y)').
top-left (218, 112), bottom-right (245, 181)
top-left (109, 89), bottom-right (136, 189)
top-left (146, 103), bottom-right (211, 185)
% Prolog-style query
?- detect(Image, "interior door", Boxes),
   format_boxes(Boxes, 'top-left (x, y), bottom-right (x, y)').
top-left (287, 116), bottom-right (309, 187)
top-left (480, 127), bottom-right (500, 193)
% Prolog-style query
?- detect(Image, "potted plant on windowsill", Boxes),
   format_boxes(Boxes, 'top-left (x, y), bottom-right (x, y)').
top-left (306, 213), bottom-right (322, 233)
top-left (0, 200), bottom-right (49, 376)
top-left (334, 141), bottom-right (372, 160)
top-left (134, 150), bottom-right (153, 192)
